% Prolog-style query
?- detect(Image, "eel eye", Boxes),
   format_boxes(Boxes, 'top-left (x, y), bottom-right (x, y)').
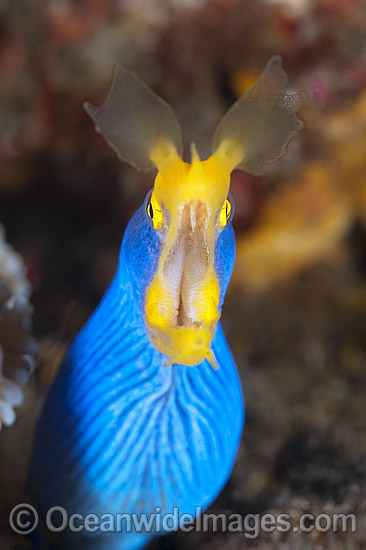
top-left (219, 191), bottom-right (235, 229)
top-left (145, 190), bottom-right (164, 231)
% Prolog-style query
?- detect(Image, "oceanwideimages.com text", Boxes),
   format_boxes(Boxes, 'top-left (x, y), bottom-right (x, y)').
top-left (9, 504), bottom-right (357, 539)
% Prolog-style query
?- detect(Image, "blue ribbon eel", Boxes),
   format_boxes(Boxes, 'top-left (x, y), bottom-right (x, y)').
top-left (29, 56), bottom-right (306, 550)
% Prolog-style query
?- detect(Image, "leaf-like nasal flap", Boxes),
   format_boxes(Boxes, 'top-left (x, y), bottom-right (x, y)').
top-left (84, 65), bottom-right (183, 172)
top-left (212, 55), bottom-right (308, 176)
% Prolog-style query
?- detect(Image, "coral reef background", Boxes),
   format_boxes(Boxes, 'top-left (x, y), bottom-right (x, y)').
top-left (0, 0), bottom-right (365, 548)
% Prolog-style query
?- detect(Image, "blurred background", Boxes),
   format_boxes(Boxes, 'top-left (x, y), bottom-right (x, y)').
top-left (0, 0), bottom-right (365, 548)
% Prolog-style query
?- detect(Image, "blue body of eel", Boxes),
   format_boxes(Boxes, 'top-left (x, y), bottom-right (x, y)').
top-left (30, 205), bottom-right (242, 550)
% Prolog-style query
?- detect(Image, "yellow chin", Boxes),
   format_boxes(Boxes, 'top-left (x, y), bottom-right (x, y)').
top-left (145, 323), bottom-right (218, 367)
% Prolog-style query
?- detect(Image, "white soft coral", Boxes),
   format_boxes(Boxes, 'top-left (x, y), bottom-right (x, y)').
top-left (0, 347), bottom-right (23, 428)
top-left (0, 225), bottom-right (37, 431)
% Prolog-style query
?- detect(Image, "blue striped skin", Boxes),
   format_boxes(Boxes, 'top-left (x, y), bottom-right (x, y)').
top-left (29, 201), bottom-right (244, 550)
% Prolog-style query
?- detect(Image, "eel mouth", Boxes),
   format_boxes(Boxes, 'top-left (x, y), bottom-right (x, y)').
top-left (163, 201), bottom-right (210, 327)
top-left (145, 200), bottom-right (220, 366)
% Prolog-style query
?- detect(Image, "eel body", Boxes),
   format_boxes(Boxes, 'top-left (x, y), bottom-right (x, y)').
top-left (30, 206), bottom-right (243, 550)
